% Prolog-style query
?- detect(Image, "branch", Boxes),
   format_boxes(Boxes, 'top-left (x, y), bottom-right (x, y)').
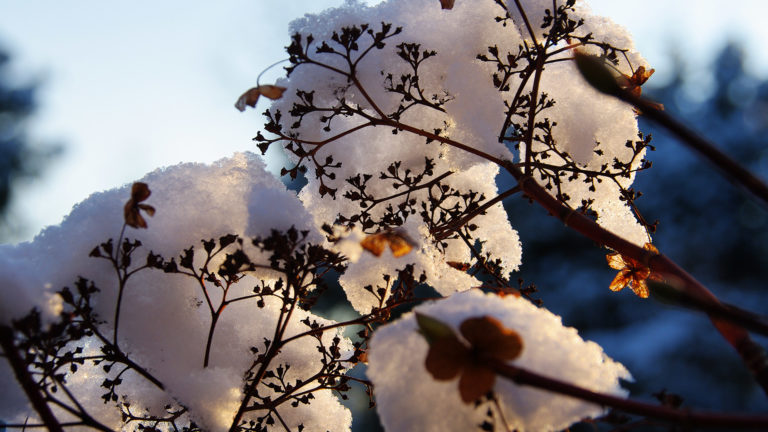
top-left (574, 52), bottom-right (768, 207)
top-left (0, 325), bottom-right (64, 432)
top-left (485, 356), bottom-right (768, 429)
top-left (507, 163), bottom-right (768, 396)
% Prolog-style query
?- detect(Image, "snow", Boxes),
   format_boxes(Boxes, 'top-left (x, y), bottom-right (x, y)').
top-left (1, 0), bottom-right (654, 429)
top-left (367, 290), bottom-right (631, 432)
top-left (0, 153), bottom-right (352, 431)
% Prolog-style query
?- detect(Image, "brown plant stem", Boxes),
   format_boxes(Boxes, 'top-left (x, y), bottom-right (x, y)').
top-left (507, 164), bottom-right (768, 396)
top-left (0, 325), bottom-right (64, 432)
top-left (620, 88), bottom-right (768, 207)
top-left (485, 356), bottom-right (768, 429)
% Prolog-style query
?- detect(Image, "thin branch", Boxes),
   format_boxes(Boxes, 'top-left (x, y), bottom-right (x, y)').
top-left (507, 163), bottom-right (768, 396)
top-left (486, 356), bottom-right (768, 429)
top-left (432, 185), bottom-right (521, 241)
top-left (0, 326), bottom-right (63, 432)
top-left (622, 91), bottom-right (768, 207)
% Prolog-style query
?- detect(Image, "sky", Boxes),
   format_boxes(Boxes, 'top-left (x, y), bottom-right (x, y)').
top-left (0, 0), bottom-right (767, 242)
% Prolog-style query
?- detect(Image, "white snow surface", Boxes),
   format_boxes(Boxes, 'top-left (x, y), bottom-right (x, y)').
top-left (367, 290), bottom-right (631, 432)
top-left (0, 153), bottom-right (352, 431)
top-left (272, 0), bottom-right (651, 314)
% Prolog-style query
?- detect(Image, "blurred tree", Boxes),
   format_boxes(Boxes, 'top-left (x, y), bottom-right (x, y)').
top-left (0, 45), bottom-right (57, 241)
top-left (507, 42), bottom-right (768, 416)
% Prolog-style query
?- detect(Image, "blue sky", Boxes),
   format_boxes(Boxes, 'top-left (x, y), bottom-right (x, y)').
top-left (1, 0), bottom-right (766, 242)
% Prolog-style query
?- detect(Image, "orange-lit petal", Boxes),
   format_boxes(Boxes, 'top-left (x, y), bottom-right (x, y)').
top-left (458, 363), bottom-right (495, 404)
top-left (361, 230), bottom-right (415, 258)
top-left (643, 242), bottom-right (659, 255)
top-left (425, 336), bottom-right (469, 381)
top-left (609, 269), bottom-right (632, 292)
top-left (631, 279), bottom-right (650, 298)
top-left (360, 233), bottom-right (387, 257)
top-left (606, 252), bottom-right (626, 270)
top-left (387, 232), bottom-right (414, 257)
top-left (633, 266), bottom-right (651, 280)
top-left (630, 66), bottom-right (654, 87)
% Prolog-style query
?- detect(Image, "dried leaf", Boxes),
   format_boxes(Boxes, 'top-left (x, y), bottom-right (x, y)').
top-left (440, 0), bottom-right (455, 9)
top-left (235, 85), bottom-right (287, 112)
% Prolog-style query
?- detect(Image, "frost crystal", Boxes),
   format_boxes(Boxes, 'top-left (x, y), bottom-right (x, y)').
top-left (367, 290), bottom-right (631, 432)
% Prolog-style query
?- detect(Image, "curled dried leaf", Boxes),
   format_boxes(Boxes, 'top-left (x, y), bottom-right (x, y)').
top-left (235, 84), bottom-right (287, 112)
top-left (124, 182), bottom-right (155, 229)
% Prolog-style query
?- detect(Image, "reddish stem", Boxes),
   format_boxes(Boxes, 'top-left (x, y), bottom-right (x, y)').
top-left (486, 357), bottom-right (768, 429)
top-left (507, 164), bottom-right (768, 396)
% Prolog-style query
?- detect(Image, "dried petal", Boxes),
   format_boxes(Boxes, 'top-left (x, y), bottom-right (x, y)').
top-left (425, 336), bottom-right (469, 381)
top-left (606, 252), bottom-right (626, 270)
top-left (124, 204), bottom-right (147, 229)
top-left (643, 242), bottom-right (659, 255)
top-left (459, 316), bottom-right (523, 361)
top-left (386, 232), bottom-right (414, 257)
top-left (235, 85), bottom-right (287, 112)
top-left (138, 204), bottom-right (155, 217)
top-left (458, 363), bottom-right (495, 403)
top-left (131, 182), bottom-right (151, 203)
top-left (609, 268), bottom-right (632, 292)
top-left (440, 0), bottom-right (455, 9)
top-left (124, 182), bottom-right (154, 229)
top-left (631, 279), bottom-right (650, 299)
top-left (360, 233), bottom-right (387, 257)
top-left (360, 230), bottom-right (415, 258)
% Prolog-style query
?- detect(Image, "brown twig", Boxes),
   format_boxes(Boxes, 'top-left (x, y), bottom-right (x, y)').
top-left (486, 356), bottom-right (768, 429)
top-left (507, 163), bottom-right (768, 396)
top-left (0, 325), bottom-right (64, 432)
top-left (621, 91), bottom-right (768, 207)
